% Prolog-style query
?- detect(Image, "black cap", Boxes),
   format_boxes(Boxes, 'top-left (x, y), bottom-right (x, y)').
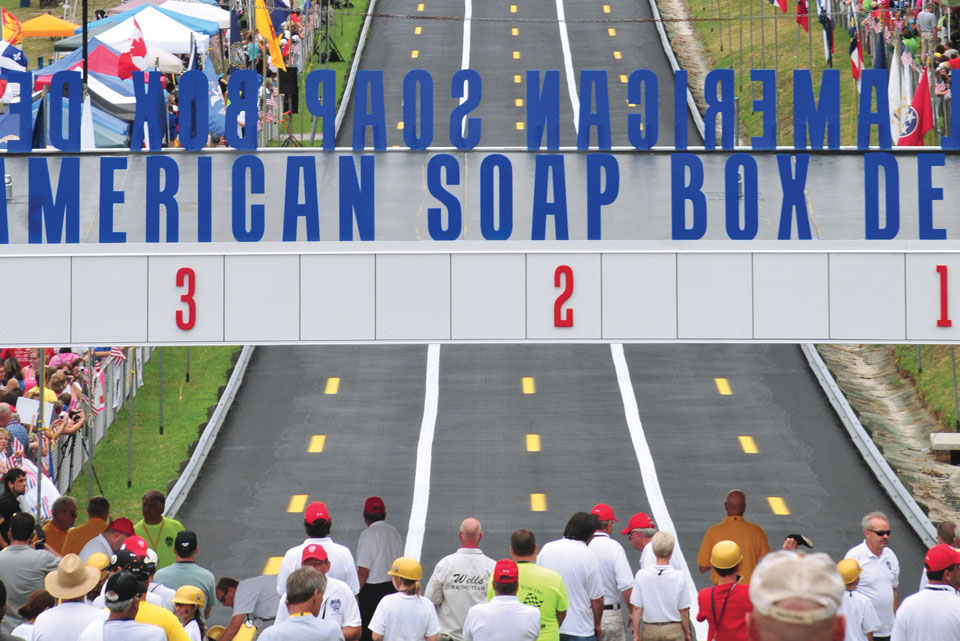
top-left (104, 571), bottom-right (139, 603)
top-left (109, 549), bottom-right (137, 571)
top-left (175, 531), bottom-right (198, 556)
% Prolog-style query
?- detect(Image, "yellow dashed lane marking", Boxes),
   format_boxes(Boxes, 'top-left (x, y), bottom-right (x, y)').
top-left (608, 28), bottom-right (616, 36)
top-left (510, 4), bottom-right (517, 12)
top-left (514, 74), bottom-right (522, 83)
top-left (515, 98), bottom-right (524, 107)
top-left (526, 434), bottom-right (541, 452)
top-left (768, 497), bottom-right (790, 515)
top-left (522, 377), bottom-right (536, 394)
top-left (414, 26), bottom-right (422, 35)
top-left (530, 493), bottom-right (547, 511)
top-left (603, 4), bottom-right (611, 12)
top-left (715, 378), bottom-right (732, 395)
top-left (308, 435), bottom-right (326, 453)
top-left (516, 121), bottom-right (525, 130)
top-left (513, 51), bottom-right (521, 59)
top-left (411, 50), bottom-right (419, 59)
top-left (613, 51), bottom-right (622, 59)
top-left (397, 121), bottom-right (404, 130)
top-left (417, 2), bottom-right (424, 10)
top-left (263, 557), bottom-right (284, 575)
top-left (738, 435), bottom-right (758, 454)
top-left (511, 27), bottom-right (518, 35)
top-left (620, 74), bottom-right (628, 83)
top-left (287, 495), bottom-right (308, 513)
top-left (324, 377), bottom-right (340, 394)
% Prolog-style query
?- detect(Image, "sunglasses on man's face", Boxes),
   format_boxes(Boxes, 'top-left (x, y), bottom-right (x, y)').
top-left (869, 529), bottom-right (892, 537)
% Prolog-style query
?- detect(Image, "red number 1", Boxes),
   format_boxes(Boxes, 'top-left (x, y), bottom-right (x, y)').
top-left (938, 265), bottom-right (952, 328)
top-left (176, 267), bottom-right (197, 331)
top-left (554, 265), bottom-right (574, 328)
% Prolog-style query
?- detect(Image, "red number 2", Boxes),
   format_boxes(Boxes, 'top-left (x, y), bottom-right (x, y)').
top-left (176, 267), bottom-right (197, 331)
top-left (938, 265), bottom-right (952, 328)
top-left (554, 265), bottom-right (574, 328)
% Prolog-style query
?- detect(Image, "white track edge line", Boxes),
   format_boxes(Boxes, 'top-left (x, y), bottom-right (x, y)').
top-left (460, 0), bottom-right (472, 138)
top-left (555, 0), bottom-right (580, 133)
top-left (405, 343), bottom-right (441, 558)
top-left (611, 343), bottom-right (707, 640)
top-left (334, 0), bottom-right (379, 138)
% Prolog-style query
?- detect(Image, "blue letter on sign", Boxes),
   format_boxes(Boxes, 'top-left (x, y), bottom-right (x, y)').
top-left (0, 159), bottom-right (7, 243)
top-left (863, 153), bottom-right (899, 239)
top-left (793, 69), bottom-right (840, 149)
top-left (427, 154), bottom-right (462, 240)
top-left (231, 155), bottom-right (265, 242)
top-left (131, 71), bottom-right (165, 151)
top-left (776, 155), bottom-right (812, 239)
top-left (674, 70), bottom-right (688, 150)
top-left (628, 69), bottom-right (658, 150)
top-left (7, 71), bottom-right (32, 152)
top-left (725, 154), bottom-right (758, 240)
top-left (49, 71), bottom-right (81, 152)
top-left (671, 153), bottom-right (706, 240)
top-left (99, 156), bottom-right (127, 244)
top-left (450, 69), bottom-right (482, 150)
top-left (403, 69), bottom-right (434, 150)
top-left (751, 69), bottom-right (777, 149)
top-left (352, 70), bottom-right (387, 150)
top-left (146, 155), bottom-right (180, 242)
top-left (527, 70), bottom-right (560, 150)
top-left (857, 69), bottom-right (892, 149)
top-left (703, 69), bottom-right (734, 150)
top-left (225, 70), bottom-right (261, 151)
top-left (28, 157), bottom-right (80, 243)
top-left (918, 153), bottom-right (946, 240)
top-left (305, 69), bottom-right (336, 150)
top-left (586, 153), bottom-right (619, 240)
top-left (577, 70), bottom-right (611, 150)
top-left (178, 69), bottom-right (209, 152)
top-left (283, 156), bottom-right (320, 242)
top-left (339, 156), bottom-right (376, 241)
top-left (480, 154), bottom-right (513, 241)
top-left (531, 155), bottom-right (568, 240)
top-left (197, 156), bottom-right (212, 242)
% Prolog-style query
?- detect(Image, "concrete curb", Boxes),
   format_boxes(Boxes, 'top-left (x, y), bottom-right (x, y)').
top-left (335, 0), bottom-right (379, 137)
top-left (646, 0), bottom-right (706, 141)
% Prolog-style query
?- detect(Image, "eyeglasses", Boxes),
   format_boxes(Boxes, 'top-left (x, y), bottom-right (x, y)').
top-left (868, 529), bottom-right (892, 537)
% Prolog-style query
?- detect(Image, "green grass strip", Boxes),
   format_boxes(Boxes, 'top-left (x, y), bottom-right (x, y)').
top-left (894, 345), bottom-right (960, 430)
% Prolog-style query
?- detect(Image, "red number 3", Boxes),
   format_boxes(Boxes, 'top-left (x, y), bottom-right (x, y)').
top-left (554, 265), bottom-right (574, 328)
top-left (176, 267), bottom-right (197, 331)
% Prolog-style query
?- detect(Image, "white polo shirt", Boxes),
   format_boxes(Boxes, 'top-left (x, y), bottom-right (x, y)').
top-left (890, 584), bottom-right (960, 641)
top-left (845, 541), bottom-right (899, 636)
top-left (537, 538), bottom-right (603, 636)
top-left (369, 592), bottom-right (441, 641)
top-left (588, 532), bottom-right (634, 605)
top-left (837, 589), bottom-right (880, 641)
top-left (463, 595), bottom-right (540, 641)
top-left (275, 576), bottom-right (361, 628)
top-left (277, 537), bottom-right (360, 596)
top-left (629, 564), bottom-right (690, 623)
top-left (356, 520), bottom-right (404, 585)
top-left (640, 543), bottom-right (683, 572)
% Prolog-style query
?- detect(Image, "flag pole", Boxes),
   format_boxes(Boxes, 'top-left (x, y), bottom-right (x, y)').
top-left (82, 0), bottom-right (88, 89)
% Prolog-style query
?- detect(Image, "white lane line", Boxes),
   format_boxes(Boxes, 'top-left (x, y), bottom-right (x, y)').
top-left (610, 344), bottom-right (707, 640)
top-left (404, 343), bottom-right (441, 558)
top-left (460, 0), bottom-right (472, 138)
top-left (554, 0), bottom-right (579, 133)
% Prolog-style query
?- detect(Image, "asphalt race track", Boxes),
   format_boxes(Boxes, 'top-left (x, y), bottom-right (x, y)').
top-left (177, 0), bottom-right (930, 635)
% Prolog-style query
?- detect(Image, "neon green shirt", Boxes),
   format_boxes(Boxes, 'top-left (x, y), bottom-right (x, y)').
top-left (487, 561), bottom-right (568, 641)
top-left (134, 517), bottom-right (184, 569)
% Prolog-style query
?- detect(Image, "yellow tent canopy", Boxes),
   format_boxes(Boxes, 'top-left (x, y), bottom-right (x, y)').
top-left (20, 14), bottom-right (79, 38)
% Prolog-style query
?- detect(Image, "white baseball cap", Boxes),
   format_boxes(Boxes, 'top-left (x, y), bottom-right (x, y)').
top-left (750, 551), bottom-right (845, 625)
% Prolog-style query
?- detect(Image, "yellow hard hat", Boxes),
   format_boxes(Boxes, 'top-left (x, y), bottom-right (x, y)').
top-left (710, 540), bottom-right (743, 569)
top-left (837, 559), bottom-right (861, 585)
top-left (86, 552), bottom-right (111, 572)
top-left (387, 556), bottom-right (423, 581)
top-left (173, 585), bottom-right (205, 608)
top-left (206, 625), bottom-right (225, 640)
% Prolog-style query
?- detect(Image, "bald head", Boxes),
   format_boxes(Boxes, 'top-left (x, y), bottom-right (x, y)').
top-left (459, 518), bottom-right (483, 548)
top-left (725, 490), bottom-right (746, 516)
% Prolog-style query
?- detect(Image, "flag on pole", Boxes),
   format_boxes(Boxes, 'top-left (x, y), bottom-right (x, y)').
top-left (1, 10), bottom-right (21, 46)
top-left (898, 70), bottom-right (933, 146)
top-left (850, 30), bottom-right (863, 89)
top-left (80, 93), bottom-right (95, 150)
top-left (255, 0), bottom-right (286, 72)
top-left (796, 0), bottom-right (809, 32)
top-left (0, 41), bottom-right (25, 72)
top-left (888, 42), bottom-right (905, 141)
top-left (117, 19), bottom-right (147, 80)
top-left (203, 55), bottom-right (226, 136)
top-left (110, 347), bottom-right (127, 364)
top-left (815, 0), bottom-right (835, 63)
top-left (769, 0), bottom-right (789, 13)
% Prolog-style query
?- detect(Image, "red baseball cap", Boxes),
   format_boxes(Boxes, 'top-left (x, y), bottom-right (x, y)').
top-left (108, 517), bottom-right (136, 536)
top-left (924, 544), bottom-right (960, 572)
top-left (121, 535), bottom-right (149, 557)
top-left (301, 544), bottom-right (328, 563)
top-left (304, 502), bottom-right (329, 524)
top-left (591, 503), bottom-right (618, 522)
top-left (620, 512), bottom-right (656, 535)
top-left (364, 496), bottom-right (386, 514)
top-left (493, 559), bottom-right (519, 584)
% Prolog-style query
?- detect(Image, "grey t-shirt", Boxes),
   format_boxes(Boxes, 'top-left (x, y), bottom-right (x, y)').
top-left (0, 545), bottom-right (61, 632)
top-left (918, 10), bottom-right (938, 33)
top-left (259, 615), bottom-right (344, 641)
top-left (234, 575), bottom-right (281, 620)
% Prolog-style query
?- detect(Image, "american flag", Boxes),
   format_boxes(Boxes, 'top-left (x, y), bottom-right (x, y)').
top-left (79, 392), bottom-right (102, 415)
top-left (110, 347), bottom-right (127, 363)
top-left (265, 88), bottom-right (277, 123)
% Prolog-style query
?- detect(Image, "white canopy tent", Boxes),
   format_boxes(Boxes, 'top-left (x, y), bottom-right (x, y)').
top-left (94, 6), bottom-right (211, 54)
top-left (159, 0), bottom-right (230, 29)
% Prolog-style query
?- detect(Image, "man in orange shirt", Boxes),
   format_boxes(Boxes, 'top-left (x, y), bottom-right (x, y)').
top-left (61, 495), bottom-right (110, 557)
top-left (697, 490), bottom-right (770, 585)
top-left (42, 496), bottom-right (78, 554)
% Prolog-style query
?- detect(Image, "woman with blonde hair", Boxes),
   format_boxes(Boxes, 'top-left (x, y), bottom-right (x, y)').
top-left (369, 557), bottom-right (440, 641)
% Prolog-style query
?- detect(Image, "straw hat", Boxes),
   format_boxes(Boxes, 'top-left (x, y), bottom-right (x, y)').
top-left (44, 554), bottom-right (101, 600)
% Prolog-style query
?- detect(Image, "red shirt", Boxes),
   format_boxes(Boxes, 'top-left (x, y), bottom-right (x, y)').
top-left (697, 582), bottom-right (752, 641)
top-left (948, 57), bottom-right (960, 69)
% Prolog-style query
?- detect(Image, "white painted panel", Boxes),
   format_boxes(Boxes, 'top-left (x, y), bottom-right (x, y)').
top-left (148, 257), bottom-right (224, 343)
top-left (905, 254), bottom-right (960, 340)
top-left (526, 254), bottom-right (601, 339)
top-left (753, 253), bottom-right (829, 340)
top-left (301, 255), bottom-right (375, 340)
top-left (72, 257), bottom-right (148, 343)
top-left (376, 255), bottom-right (450, 340)
top-left (602, 254), bottom-right (677, 339)
top-left (0, 258), bottom-right (71, 344)
top-left (224, 256), bottom-right (300, 341)
top-left (829, 253), bottom-right (905, 340)
top-left (677, 254), bottom-right (752, 339)
top-left (451, 254), bottom-right (525, 340)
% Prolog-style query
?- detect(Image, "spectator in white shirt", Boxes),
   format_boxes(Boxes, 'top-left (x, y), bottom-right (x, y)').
top-left (424, 518), bottom-right (495, 641)
top-left (891, 544), bottom-right (960, 641)
top-left (588, 504), bottom-right (633, 641)
top-left (918, 521), bottom-right (959, 591)
top-left (32, 554), bottom-right (105, 641)
top-left (844, 512), bottom-right (899, 641)
top-left (836, 559), bottom-right (880, 641)
top-left (260, 567), bottom-right (344, 641)
top-left (537, 512), bottom-right (604, 641)
top-left (463, 559), bottom-right (539, 641)
top-left (629, 532), bottom-right (691, 641)
top-left (370, 556), bottom-right (440, 641)
top-left (620, 513), bottom-right (682, 574)
top-left (276, 502), bottom-right (360, 597)
top-left (78, 571), bottom-right (166, 641)
top-left (356, 496), bottom-right (403, 641)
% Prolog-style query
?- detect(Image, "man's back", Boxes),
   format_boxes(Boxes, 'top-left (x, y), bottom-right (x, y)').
top-left (0, 545), bottom-right (61, 632)
top-left (356, 520), bottom-right (403, 583)
top-left (62, 519), bottom-right (108, 557)
top-left (486, 562), bottom-right (568, 641)
top-left (463, 596), bottom-right (540, 641)
top-left (260, 614), bottom-right (345, 641)
top-left (698, 517), bottom-right (770, 584)
top-left (154, 561), bottom-right (216, 613)
top-left (424, 548), bottom-right (495, 641)
top-left (277, 538), bottom-right (359, 595)
top-left (536, 538), bottom-right (602, 638)
top-left (891, 585), bottom-right (960, 641)
top-left (33, 602), bottom-right (106, 641)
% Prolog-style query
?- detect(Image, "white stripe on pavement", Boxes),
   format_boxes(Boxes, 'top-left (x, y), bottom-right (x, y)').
top-left (460, 0), bottom-right (472, 137)
top-left (611, 344), bottom-right (707, 640)
top-left (405, 343), bottom-right (441, 558)
top-left (555, 0), bottom-right (580, 133)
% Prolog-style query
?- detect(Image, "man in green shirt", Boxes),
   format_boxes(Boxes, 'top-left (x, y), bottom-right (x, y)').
top-left (134, 490), bottom-right (184, 569)
top-left (487, 529), bottom-right (568, 641)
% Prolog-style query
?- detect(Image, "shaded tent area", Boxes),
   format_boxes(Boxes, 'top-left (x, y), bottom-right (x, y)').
top-left (107, 0), bottom-right (217, 13)
top-left (54, 24), bottom-right (112, 52)
top-left (36, 38), bottom-right (120, 85)
top-left (20, 14), bottom-right (79, 38)
top-left (0, 93), bottom-right (129, 149)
